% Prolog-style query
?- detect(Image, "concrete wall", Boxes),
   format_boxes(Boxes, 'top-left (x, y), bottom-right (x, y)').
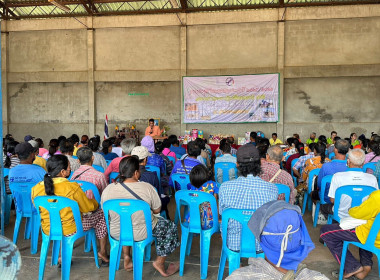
top-left (2, 5), bottom-right (380, 143)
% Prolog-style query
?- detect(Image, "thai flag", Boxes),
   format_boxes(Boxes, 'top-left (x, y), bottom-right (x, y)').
top-left (104, 114), bottom-right (109, 140)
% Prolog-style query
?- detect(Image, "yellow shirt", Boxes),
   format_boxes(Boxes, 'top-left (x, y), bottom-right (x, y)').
top-left (31, 177), bottom-right (98, 236)
top-left (33, 156), bottom-right (47, 171)
top-left (349, 190), bottom-right (380, 248)
top-left (269, 138), bottom-right (283, 146)
top-left (73, 146), bottom-right (79, 156)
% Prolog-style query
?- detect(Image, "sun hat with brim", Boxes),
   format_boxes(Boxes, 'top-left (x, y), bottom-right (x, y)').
top-left (131, 146), bottom-right (152, 160)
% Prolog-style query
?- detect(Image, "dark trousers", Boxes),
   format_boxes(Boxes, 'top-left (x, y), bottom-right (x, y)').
top-left (320, 224), bottom-right (373, 274)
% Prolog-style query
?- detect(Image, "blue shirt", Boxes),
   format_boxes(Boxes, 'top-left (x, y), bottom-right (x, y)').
top-left (139, 165), bottom-right (160, 194)
top-left (169, 157), bottom-right (201, 187)
top-left (317, 159), bottom-right (347, 203)
top-left (170, 145), bottom-right (186, 158)
top-left (100, 152), bottom-right (119, 161)
top-left (147, 153), bottom-right (165, 175)
top-left (9, 164), bottom-right (46, 184)
top-left (219, 175), bottom-right (278, 251)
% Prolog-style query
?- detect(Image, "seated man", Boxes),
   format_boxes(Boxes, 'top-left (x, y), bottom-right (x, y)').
top-left (169, 140), bottom-right (202, 190)
top-left (327, 135), bottom-right (341, 155)
top-left (71, 147), bottom-right (108, 198)
top-left (168, 135), bottom-right (186, 158)
top-left (104, 138), bottom-right (136, 182)
top-left (260, 145), bottom-right (295, 204)
top-left (215, 142), bottom-right (237, 183)
top-left (269, 133), bottom-right (283, 146)
top-left (219, 144), bottom-right (278, 252)
top-left (321, 190), bottom-right (380, 279)
top-left (9, 142), bottom-right (46, 187)
top-left (311, 139), bottom-right (349, 212)
top-left (60, 139), bottom-right (80, 172)
top-left (227, 200), bottom-right (328, 280)
top-left (306, 132), bottom-right (318, 145)
top-left (327, 149), bottom-right (378, 220)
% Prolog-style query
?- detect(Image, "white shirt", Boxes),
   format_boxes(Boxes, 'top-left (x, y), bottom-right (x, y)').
top-left (112, 147), bottom-right (123, 157)
top-left (328, 170), bottom-right (378, 219)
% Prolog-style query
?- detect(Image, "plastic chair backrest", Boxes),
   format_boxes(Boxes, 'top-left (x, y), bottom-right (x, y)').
top-left (307, 168), bottom-right (321, 192)
top-left (102, 199), bottom-right (153, 244)
top-left (175, 190), bottom-right (218, 233)
top-left (167, 156), bottom-right (176, 166)
top-left (171, 173), bottom-right (190, 191)
top-left (320, 175), bottom-right (333, 204)
top-left (290, 158), bottom-right (298, 173)
top-left (214, 162), bottom-right (237, 183)
top-left (221, 208), bottom-right (258, 258)
top-left (72, 180), bottom-right (101, 204)
top-left (93, 164), bottom-right (105, 173)
top-left (34, 196), bottom-right (84, 239)
top-left (105, 160), bottom-right (112, 166)
top-left (72, 156), bottom-right (78, 159)
top-left (145, 165), bottom-right (160, 182)
top-left (109, 172), bottom-right (119, 183)
top-left (332, 185), bottom-right (376, 223)
top-left (329, 152), bottom-right (335, 160)
top-left (9, 181), bottom-right (38, 215)
top-left (365, 212), bottom-right (380, 247)
top-left (275, 184), bottom-right (290, 203)
top-left (3, 168), bottom-right (9, 178)
top-left (363, 162), bottom-right (376, 173)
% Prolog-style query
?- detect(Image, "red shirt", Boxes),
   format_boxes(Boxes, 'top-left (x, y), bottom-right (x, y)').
top-left (285, 153), bottom-right (300, 174)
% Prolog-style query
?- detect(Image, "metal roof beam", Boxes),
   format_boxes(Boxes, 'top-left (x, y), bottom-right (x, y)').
top-left (80, 0), bottom-right (93, 14)
top-left (0, 1), bottom-right (18, 18)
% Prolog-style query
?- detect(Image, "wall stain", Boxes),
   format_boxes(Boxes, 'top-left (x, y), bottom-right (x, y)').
top-left (296, 90), bottom-right (333, 122)
top-left (10, 83), bottom-right (28, 99)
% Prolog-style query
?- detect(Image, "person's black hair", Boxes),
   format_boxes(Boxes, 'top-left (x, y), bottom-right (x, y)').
top-left (102, 139), bottom-right (112, 155)
top-left (361, 139), bottom-right (370, 151)
top-left (44, 155), bottom-right (69, 196)
top-left (314, 142), bottom-right (326, 164)
top-left (250, 131), bottom-right (257, 141)
top-left (48, 139), bottom-right (59, 157)
top-left (35, 138), bottom-right (44, 148)
top-left (368, 140), bottom-right (380, 156)
top-left (331, 131), bottom-right (337, 136)
top-left (149, 118), bottom-right (154, 123)
top-left (119, 155), bottom-right (140, 182)
top-left (226, 137), bottom-right (234, 145)
top-left (168, 135), bottom-right (178, 145)
top-left (195, 138), bottom-right (205, 150)
top-left (88, 137), bottom-right (100, 152)
top-left (77, 147), bottom-right (93, 164)
top-left (219, 139), bottom-right (227, 149)
top-left (108, 137), bottom-right (116, 145)
top-left (286, 137), bottom-right (295, 146)
top-left (4, 141), bottom-right (19, 168)
top-left (318, 135), bottom-right (327, 145)
top-left (57, 136), bottom-right (66, 146)
top-left (190, 164), bottom-right (211, 188)
top-left (187, 141), bottom-right (201, 157)
top-left (333, 136), bottom-right (341, 142)
top-left (272, 133), bottom-right (278, 137)
top-left (162, 139), bottom-right (171, 149)
top-left (350, 133), bottom-right (356, 139)
top-left (5, 134), bottom-right (13, 140)
top-left (155, 141), bottom-right (164, 154)
top-left (220, 142), bottom-right (231, 154)
top-left (81, 135), bottom-right (89, 145)
top-left (334, 139), bottom-right (350, 155)
top-left (60, 139), bottom-right (74, 154)
top-left (308, 142), bottom-right (317, 152)
top-left (238, 159), bottom-right (261, 177)
top-left (114, 138), bottom-right (122, 147)
top-left (358, 134), bottom-right (366, 142)
top-left (295, 142), bottom-right (305, 156)
top-left (69, 134), bottom-right (80, 144)
top-left (94, 135), bottom-right (101, 141)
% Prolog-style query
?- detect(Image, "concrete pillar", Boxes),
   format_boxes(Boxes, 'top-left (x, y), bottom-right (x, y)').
top-left (1, 22), bottom-right (8, 134)
top-left (276, 8), bottom-right (285, 140)
top-left (180, 14), bottom-right (187, 134)
top-left (87, 18), bottom-right (95, 136)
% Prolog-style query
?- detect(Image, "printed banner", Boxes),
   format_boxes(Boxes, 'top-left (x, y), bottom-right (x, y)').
top-left (183, 74), bottom-right (279, 123)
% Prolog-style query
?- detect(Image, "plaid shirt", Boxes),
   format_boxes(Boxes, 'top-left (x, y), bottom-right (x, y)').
top-left (219, 174), bottom-right (278, 251)
top-left (260, 161), bottom-right (295, 204)
top-left (293, 152), bottom-right (315, 174)
top-left (71, 165), bottom-right (107, 199)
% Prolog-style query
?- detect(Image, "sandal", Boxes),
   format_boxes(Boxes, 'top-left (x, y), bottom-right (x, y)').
top-left (98, 253), bottom-right (110, 267)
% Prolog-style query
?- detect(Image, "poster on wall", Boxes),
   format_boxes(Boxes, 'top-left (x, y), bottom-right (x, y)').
top-left (183, 73), bottom-right (279, 123)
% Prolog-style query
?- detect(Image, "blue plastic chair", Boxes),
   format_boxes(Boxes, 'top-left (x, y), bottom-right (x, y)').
top-left (290, 158), bottom-right (299, 187)
top-left (145, 165), bottom-right (160, 183)
top-left (214, 162), bottom-right (238, 183)
top-left (93, 164), bottom-right (105, 173)
top-left (327, 185), bottom-right (376, 224)
top-left (171, 174), bottom-right (191, 224)
top-left (302, 168), bottom-right (320, 215)
top-left (105, 159), bottom-right (112, 166)
top-left (218, 208), bottom-right (264, 280)
top-left (9, 181), bottom-right (40, 254)
top-left (363, 162), bottom-right (376, 173)
top-left (72, 155), bottom-right (78, 159)
top-left (167, 156), bottom-right (176, 166)
top-left (103, 199), bottom-right (153, 280)
top-left (34, 196), bottom-right (99, 280)
top-left (1, 168), bottom-right (12, 235)
top-left (275, 183), bottom-right (290, 203)
top-left (109, 172), bottom-right (119, 183)
top-left (329, 152), bottom-right (335, 160)
top-left (175, 190), bottom-right (219, 279)
top-left (313, 175), bottom-right (333, 227)
top-left (339, 213), bottom-right (380, 280)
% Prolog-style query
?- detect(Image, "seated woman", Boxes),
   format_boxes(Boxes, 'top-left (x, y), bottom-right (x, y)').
top-left (101, 156), bottom-right (180, 277)
top-left (42, 139), bottom-right (60, 160)
top-left (186, 164), bottom-right (219, 229)
top-left (285, 142), bottom-right (304, 174)
top-left (88, 137), bottom-right (107, 171)
top-left (31, 155), bottom-right (109, 265)
top-left (100, 139), bottom-right (119, 161)
top-left (141, 135), bottom-right (165, 176)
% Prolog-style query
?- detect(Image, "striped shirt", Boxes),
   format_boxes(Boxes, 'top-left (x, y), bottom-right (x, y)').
top-left (71, 165), bottom-right (107, 199)
top-left (219, 174), bottom-right (278, 251)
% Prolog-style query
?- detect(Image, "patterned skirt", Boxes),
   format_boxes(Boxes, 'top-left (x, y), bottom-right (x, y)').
top-left (152, 217), bottom-right (180, 257)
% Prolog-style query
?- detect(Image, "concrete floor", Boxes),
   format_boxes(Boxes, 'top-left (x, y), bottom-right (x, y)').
top-left (3, 199), bottom-right (379, 280)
